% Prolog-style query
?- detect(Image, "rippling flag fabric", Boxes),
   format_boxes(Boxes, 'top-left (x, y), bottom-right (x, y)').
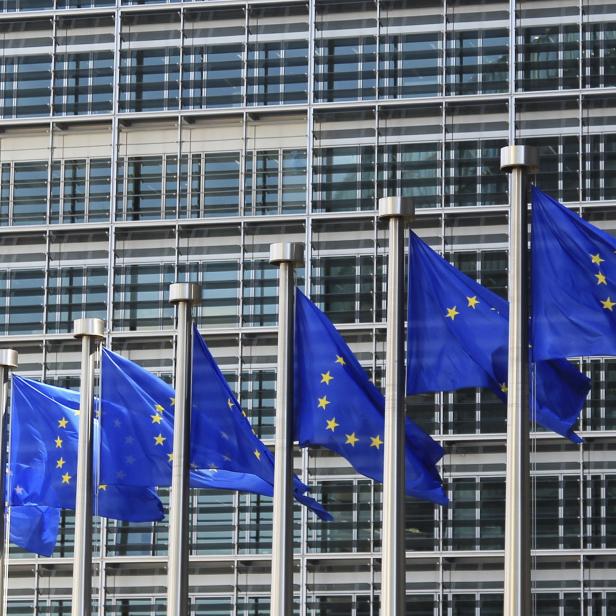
top-left (9, 375), bottom-right (164, 522)
top-left (294, 289), bottom-right (448, 506)
top-left (100, 343), bottom-right (331, 520)
top-left (407, 232), bottom-right (590, 443)
top-left (532, 186), bottom-right (616, 360)
top-left (9, 505), bottom-right (61, 557)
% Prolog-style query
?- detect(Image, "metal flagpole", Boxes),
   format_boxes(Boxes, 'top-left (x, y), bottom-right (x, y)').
top-left (0, 349), bottom-right (17, 616)
top-left (269, 241), bottom-right (303, 616)
top-left (500, 145), bottom-right (538, 616)
top-left (379, 196), bottom-right (413, 616)
top-left (167, 282), bottom-right (200, 616)
top-left (72, 318), bottom-right (105, 616)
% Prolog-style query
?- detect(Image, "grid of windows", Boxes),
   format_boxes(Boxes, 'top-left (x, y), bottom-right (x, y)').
top-left (2, 0), bottom-right (616, 614)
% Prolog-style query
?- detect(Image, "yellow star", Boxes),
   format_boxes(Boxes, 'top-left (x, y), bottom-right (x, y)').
top-left (154, 404), bottom-right (164, 414)
top-left (167, 452), bottom-right (174, 463)
top-left (56, 457), bottom-right (65, 469)
top-left (596, 272), bottom-right (607, 285)
top-left (227, 398), bottom-right (234, 409)
top-left (154, 433), bottom-right (166, 446)
top-left (151, 413), bottom-right (162, 424)
top-left (500, 382), bottom-right (508, 393)
top-left (317, 396), bottom-right (330, 410)
top-left (253, 449), bottom-right (262, 460)
top-left (170, 397), bottom-right (175, 406)
top-left (57, 417), bottom-right (68, 429)
top-left (591, 253), bottom-right (605, 265)
top-left (345, 432), bottom-right (359, 447)
top-left (335, 355), bottom-right (346, 366)
top-left (61, 472), bottom-right (71, 485)
top-left (445, 306), bottom-right (459, 320)
top-left (370, 435), bottom-right (383, 449)
top-left (73, 409), bottom-right (80, 417)
top-left (54, 436), bottom-right (63, 448)
top-left (602, 297), bottom-right (616, 311)
top-left (98, 484), bottom-right (108, 491)
top-left (321, 371), bottom-right (334, 385)
top-left (467, 296), bottom-right (479, 309)
top-left (326, 417), bottom-right (339, 432)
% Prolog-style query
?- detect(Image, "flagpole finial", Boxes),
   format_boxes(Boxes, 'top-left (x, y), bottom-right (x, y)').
top-left (169, 283), bottom-right (201, 305)
top-left (72, 318), bottom-right (105, 339)
top-left (0, 350), bottom-right (18, 369)
top-left (378, 196), bottom-right (414, 220)
top-left (269, 242), bottom-right (303, 265)
top-left (500, 145), bottom-right (539, 173)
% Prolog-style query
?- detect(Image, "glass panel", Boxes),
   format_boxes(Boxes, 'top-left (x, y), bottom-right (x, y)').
top-left (315, 37), bottom-right (377, 102)
top-left (379, 33), bottom-right (441, 99)
top-left (313, 146), bottom-right (375, 213)
top-left (446, 29), bottom-right (508, 95)
top-left (519, 25), bottom-right (579, 91)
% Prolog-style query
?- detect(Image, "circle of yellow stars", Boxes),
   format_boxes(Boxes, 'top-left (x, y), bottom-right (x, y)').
top-left (317, 353), bottom-right (383, 452)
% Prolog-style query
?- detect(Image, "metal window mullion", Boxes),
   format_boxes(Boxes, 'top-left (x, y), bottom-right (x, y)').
top-left (84, 158), bottom-right (92, 223)
top-left (49, 16), bottom-right (57, 118)
top-left (242, 4), bottom-right (249, 108)
top-left (240, 111), bottom-right (247, 216)
top-left (161, 153), bottom-right (167, 225)
top-left (277, 148), bottom-right (283, 216)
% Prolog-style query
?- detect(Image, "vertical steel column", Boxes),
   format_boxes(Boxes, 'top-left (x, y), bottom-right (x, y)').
top-left (500, 145), bottom-right (538, 616)
top-left (72, 318), bottom-right (105, 616)
top-left (167, 282), bottom-right (200, 616)
top-left (0, 349), bottom-right (17, 616)
top-left (269, 241), bottom-right (303, 616)
top-left (379, 196), bottom-right (413, 616)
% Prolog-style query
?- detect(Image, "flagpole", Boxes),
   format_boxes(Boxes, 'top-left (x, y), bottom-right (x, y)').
top-left (0, 349), bottom-right (17, 616)
top-left (72, 318), bottom-right (105, 616)
top-left (500, 145), bottom-right (538, 616)
top-left (167, 282), bottom-right (200, 616)
top-left (269, 241), bottom-right (303, 616)
top-left (379, 196), bottom-right (413, 615)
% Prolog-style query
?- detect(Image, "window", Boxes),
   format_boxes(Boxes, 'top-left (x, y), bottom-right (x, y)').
top-left (313, 146), bottom-right (375, 213)
top-left (315, 37), bottom-right (377, 102)
top-left (519, 25), bottom-right (579, 91)
top-left (247, 41), bottom-right (308, 106)
top-left (446, 29), bottom-right (508, 95)
top-left (53, 52), bottom-right (113, 116)
top-left (379, 33), bottom-right (441, 99)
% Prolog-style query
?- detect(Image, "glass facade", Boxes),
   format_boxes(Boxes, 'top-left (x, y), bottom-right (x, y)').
top-left (1, 0), bottom-right (616, 614)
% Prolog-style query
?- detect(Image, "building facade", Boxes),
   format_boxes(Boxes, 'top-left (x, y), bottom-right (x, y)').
top-left (1, 0), bottom-right (616, 613)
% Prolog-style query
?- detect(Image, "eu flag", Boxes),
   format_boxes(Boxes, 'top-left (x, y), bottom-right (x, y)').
top-left (9, 375), bottom-right (164, 522)
top-left (294, 289), bottom-right (448, 506)
top-left (100, 348), bottom-right (275, 496)
top-left (532, 186), bottom-right (616, 360)
top-left (407, 232), bottom-right (591, 443)
top-left (9, 505), bottom-right (61, 557)
top-left (101, 341), bottom-right (331, 520)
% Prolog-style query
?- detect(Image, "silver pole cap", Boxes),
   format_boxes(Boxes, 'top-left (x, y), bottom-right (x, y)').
top-left (169, 282), bottom-right (201, 305)
top-left (500, 145), bottom-right (539, 173)
top-left (378, 196), bottom-right (414, 221)
top-left (0, 349), bottom-right (18, 369)
top-left (269, 242), bottom-right (304, 265)
top-left (73, 318), bottom-right (105, 339)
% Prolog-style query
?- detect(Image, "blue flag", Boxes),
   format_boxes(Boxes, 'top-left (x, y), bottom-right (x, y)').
top-left (532, 186), bottom-right (616, 360)
top-left (100, 343), bottom-right (331, 521)
top-left (407, 232), bottom-right (591, 443)
top-left (294, 289), bottom-right (448, 506)
top-left (9, 376), bottom-right (164, 522)
top-left (9, 505), bottom-right (61, 557)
